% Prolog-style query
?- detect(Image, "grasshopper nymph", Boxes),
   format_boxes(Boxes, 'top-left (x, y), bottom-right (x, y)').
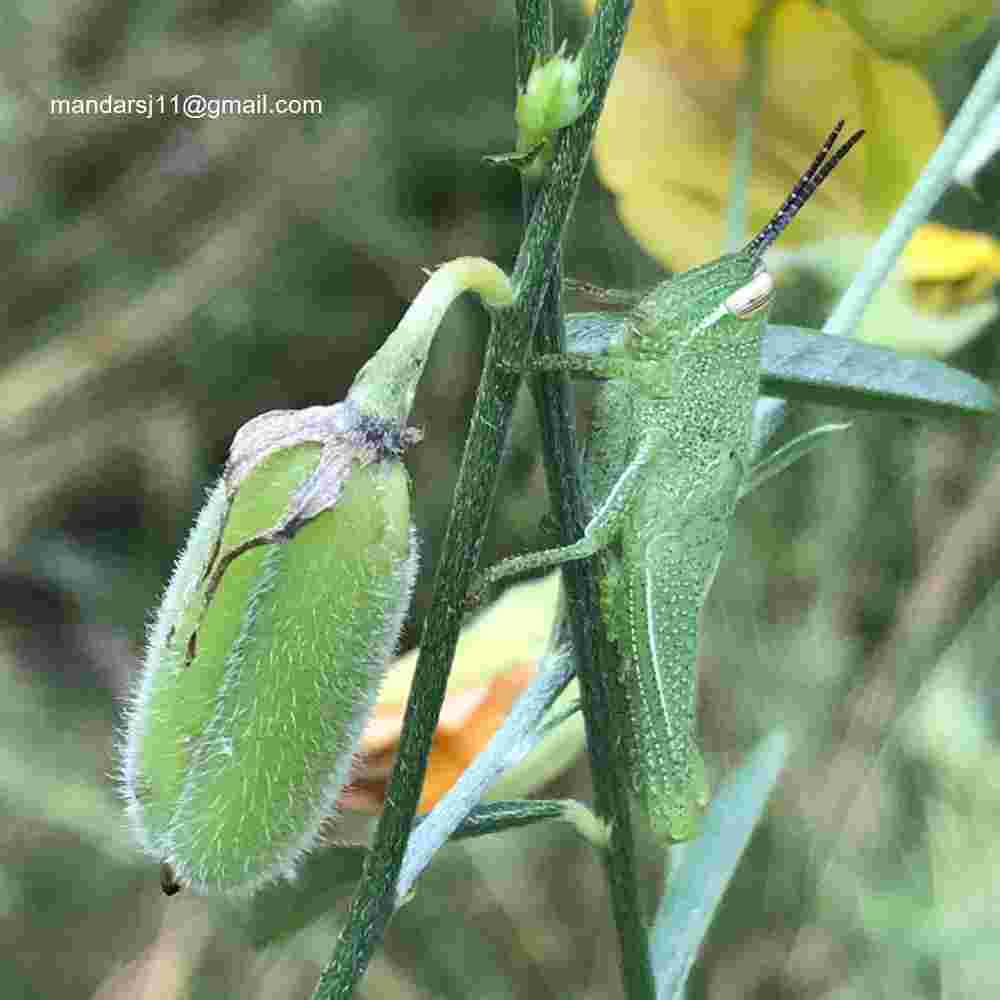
top-left (474, 121), bottom-right (864, 842)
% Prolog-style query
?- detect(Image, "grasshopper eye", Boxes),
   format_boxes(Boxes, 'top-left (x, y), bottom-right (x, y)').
top-left (724, 271), bottom-right (774, 319)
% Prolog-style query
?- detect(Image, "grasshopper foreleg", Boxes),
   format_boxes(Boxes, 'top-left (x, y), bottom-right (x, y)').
top-left (467, 428), bottom-right (666, 607)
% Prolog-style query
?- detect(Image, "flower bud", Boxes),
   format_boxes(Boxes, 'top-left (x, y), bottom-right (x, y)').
top-left (121, 256), bottom-right (514, 895)
top-left (123, 401), bottom-right (417, 894)
top-left (515, 45), bottom-right (585, 176)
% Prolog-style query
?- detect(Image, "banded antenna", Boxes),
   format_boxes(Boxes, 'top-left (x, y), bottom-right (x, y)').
top-left (744, 119), bottom-right (864, 260)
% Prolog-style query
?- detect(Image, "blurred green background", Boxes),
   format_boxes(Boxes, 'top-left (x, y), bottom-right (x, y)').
top-left (4, 1), bottom-right (1000, 997)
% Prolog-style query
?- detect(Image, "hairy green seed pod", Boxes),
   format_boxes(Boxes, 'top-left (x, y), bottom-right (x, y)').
top-left (122, 402), bottom-right (418, 894)
top-left (121, 255), bottom-right (513, 895)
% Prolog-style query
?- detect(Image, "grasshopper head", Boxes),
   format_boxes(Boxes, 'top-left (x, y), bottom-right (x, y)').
top-left (626, 251), bottom-right (771, 363)
top-left (627, 120), bottom-right (864, 362)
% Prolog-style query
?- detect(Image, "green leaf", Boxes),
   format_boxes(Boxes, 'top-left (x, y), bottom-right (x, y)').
top-left (564, 310), bottom-right (621, 356)
top-left (396, 647), bottom-right (576, 903)
top-left (761, 324), bottom-right (996, 418)
top-left (649, 729), bottom-right (789, 999)
top-left (564, 314), bottom-right (997, 419)
top-left (245, 802), bottom-right (569, 951)
top-left (447, 799), bottom-right (569, 840)
top-left (742, 421), bottom-right (852, 497)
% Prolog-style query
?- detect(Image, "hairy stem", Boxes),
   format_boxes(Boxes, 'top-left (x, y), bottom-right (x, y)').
top-left (516, 7), bottom-right (655, 1000)
top-left (311, 2), bottom-right (634, 997)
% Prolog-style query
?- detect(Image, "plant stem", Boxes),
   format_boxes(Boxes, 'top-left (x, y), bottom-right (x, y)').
top-left (349, 257), bottom-right (514, 426)
top-left (515, 0), bottom-right (552, 83)
top-left (516, 6), bottom-right (655, 1000)
top-left (311, 2), bottom-right (634, 997)
top-left (725, 0), bottom-right (775, 253)
top-left (825, 37), bottom-right (1000, 339)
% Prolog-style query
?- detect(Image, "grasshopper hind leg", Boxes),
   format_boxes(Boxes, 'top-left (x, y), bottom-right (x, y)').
top-left (622, 528), bottom-right (714, 843)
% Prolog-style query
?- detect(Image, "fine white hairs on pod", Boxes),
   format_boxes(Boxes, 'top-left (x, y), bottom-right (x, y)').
top-left (120, 257), bottom-right (514, 895)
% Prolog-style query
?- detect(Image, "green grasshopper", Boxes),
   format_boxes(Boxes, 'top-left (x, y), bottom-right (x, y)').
top-left (474, 121), bottom-right (864, 842)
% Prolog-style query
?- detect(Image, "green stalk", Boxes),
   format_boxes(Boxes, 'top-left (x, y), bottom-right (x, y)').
top-left (515, 3), bottom-right (655, 998)
top-left (725, 0), bottom-right (777, 253)
top-left (311, 2), bottom-right (635, 997)
top-left (825, 37), bottom-right (1000, 339)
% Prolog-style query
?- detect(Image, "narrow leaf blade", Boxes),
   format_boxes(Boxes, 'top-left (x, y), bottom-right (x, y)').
top-left (448, 799), bottom-right (570, 840)
top-left (650, 729), bottom-right (790, 999)
top-left (761, 324), bottom-right (996, 418)
top-left (564, 315), bottom-right (997, 419)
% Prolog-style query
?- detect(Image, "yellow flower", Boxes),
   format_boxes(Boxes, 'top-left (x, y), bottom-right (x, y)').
top-left (902, 222), bottom-right (1000, 313)
top-left (586, 0), bottom-right (942, 270)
